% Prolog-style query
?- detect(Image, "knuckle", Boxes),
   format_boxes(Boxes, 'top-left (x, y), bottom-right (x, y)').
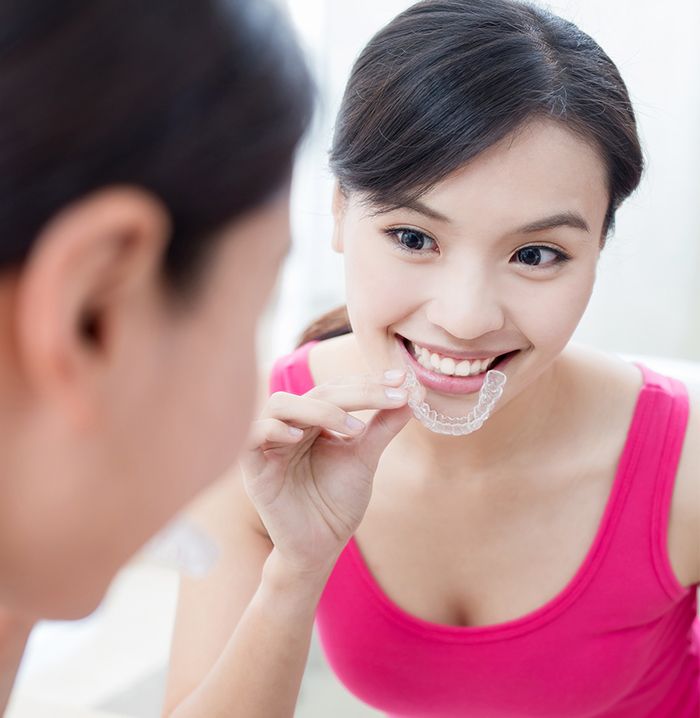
top-left (308, 384), bottom-right (329, 401)
top-left (266, 391), bottom-right (290, 414)
top-left (264, 418), bottom-right (282, 435)
top-left (327, 405), bottom-right (348, 427)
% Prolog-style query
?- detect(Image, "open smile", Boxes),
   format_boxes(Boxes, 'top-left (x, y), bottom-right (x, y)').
top-left (397, 335), bottom-right (520, 395)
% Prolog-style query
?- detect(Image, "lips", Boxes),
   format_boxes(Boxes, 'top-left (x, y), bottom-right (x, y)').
top-left (397, 336), bottom-right (519, 396)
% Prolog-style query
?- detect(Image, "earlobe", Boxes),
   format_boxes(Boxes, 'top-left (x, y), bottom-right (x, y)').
top-left (331, 182), bottom-right (347, 254)
top-left (13, 187), bottom-right (170, 427)
top-left (332, 224), bottom-right (344, 254)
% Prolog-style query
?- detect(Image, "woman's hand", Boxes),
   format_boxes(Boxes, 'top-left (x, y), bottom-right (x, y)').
top-left (240, 369), bottom-right (411, 576)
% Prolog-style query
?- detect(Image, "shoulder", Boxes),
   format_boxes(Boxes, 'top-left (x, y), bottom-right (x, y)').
top-left (564, 346), bottom-right (699, 587)
top-left (633, 358), bottom-right (700, 587)
top-left (631, 357), bottom-right (700, 588)
top-left (307, 332), bottom-right (369, 385)
top-left (557, 344), bottom-right (643, 421)
top-left (267, 341), bottom-right (318, 395)
top-left (267, 332), bottom-right (369, 394)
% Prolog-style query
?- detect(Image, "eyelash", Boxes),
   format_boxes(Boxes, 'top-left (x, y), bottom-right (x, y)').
top-left (383, 227), bottom-right (572, 268)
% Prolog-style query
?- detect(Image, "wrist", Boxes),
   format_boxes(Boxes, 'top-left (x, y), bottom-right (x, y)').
top-left (261, 549), bottom-right (337, 597)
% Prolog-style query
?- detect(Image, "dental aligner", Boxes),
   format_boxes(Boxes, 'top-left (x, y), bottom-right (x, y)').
top-left (401, 365), bottom-right (507, 435)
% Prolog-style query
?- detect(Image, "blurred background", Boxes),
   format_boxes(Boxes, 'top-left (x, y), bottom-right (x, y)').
top-left (8, 1), bottom-right (700, 716)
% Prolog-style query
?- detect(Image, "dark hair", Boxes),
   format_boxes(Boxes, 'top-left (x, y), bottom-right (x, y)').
top-left (0, 0), bottom-right (313, 293)
top-left (300, 0), bottom-right (643, 346)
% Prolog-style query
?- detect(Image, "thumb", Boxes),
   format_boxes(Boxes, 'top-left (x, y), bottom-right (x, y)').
top-left (355, 404), bottom-right (413, 470)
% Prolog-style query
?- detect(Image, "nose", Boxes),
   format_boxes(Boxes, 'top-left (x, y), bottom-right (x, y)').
top-left (424, 262), bottom-right (505, 341)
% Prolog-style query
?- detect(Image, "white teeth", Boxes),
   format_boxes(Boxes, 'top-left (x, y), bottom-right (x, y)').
top-left (409, 340), bottom-right (500, 378)
top-left (455, 360), bottom-right (470, 376)
top-left (440, 357), bottom-right (456, 375)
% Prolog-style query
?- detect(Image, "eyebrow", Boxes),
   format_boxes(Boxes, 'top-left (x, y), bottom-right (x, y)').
top-left (517, 211), bottom-right (590, 235)
top-left (384, 200), bottom-right (591, 235)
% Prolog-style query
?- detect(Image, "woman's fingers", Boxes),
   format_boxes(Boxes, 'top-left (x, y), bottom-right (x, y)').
top-left (246, 417), bottom-right (305, 450)
top-left (241, 417), bottom-right (307, 483)
top-left (244, 370), bottom-right (411, 475)
top-left (355, 404), bottom-right (413, 470)
top-left (262, 393), bottom-right (369, 437)
top-left (262, 373), bottom-right (407, 432)
top-left (304, 370), bottom-right (409, 414)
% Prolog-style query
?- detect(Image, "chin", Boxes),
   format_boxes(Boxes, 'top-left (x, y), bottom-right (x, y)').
top-left (28, 555), bottom-right (118, 620)
top-left (43, 577), bottom-right (110, 620)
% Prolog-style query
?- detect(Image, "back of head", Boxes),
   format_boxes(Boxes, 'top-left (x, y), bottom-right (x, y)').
top-left (0, 0), bottom-right (314, 622)
top-left (0, 0), bottom-right (314, 290)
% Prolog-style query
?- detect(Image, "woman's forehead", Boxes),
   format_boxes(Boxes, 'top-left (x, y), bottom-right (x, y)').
top-left (353, 120), bottom-right (609, 236)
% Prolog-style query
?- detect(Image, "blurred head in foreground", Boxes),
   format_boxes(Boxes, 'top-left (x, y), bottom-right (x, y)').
top-left (0, 0), bottom-right (312, 618)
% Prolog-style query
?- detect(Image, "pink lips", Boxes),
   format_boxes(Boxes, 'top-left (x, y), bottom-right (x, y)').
top-left (398, 339), bottom-right (516, 396)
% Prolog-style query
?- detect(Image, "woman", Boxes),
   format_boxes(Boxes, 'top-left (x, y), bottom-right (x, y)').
top-left (165, 1), bottom-right (699, 716)
top-left (0, 0), bottom-right (312, 708)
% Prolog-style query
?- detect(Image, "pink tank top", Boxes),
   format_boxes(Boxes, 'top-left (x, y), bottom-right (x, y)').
top-left (270, 341), bottom-right (700, 717)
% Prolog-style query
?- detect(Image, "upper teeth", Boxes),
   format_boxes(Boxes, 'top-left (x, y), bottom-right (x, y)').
top-left (410, 342), bottom-right (498, 377)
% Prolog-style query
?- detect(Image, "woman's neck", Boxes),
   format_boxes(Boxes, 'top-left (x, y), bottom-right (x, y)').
top-left (0, 606), bottom-right (34, 714)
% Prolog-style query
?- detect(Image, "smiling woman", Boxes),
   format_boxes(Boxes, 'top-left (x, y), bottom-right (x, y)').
top-left (164, 2), bottom-right (699, 717)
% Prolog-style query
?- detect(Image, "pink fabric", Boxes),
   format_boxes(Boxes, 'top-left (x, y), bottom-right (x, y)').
top-left (270, 343), bottom-right (700, 717)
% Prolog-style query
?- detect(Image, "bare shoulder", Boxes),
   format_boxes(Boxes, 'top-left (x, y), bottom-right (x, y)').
top-left (564, 345), bottom-right (699, 587)
top-left (307, 332), bottom-right (370, 386)
top-left (559, 343), bottom-right (643, 415)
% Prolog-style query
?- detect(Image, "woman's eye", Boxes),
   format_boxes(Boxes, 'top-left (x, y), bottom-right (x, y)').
top-left (388, 228), bottom-right (437, 253)
top-left (512, 245), bottom-right (569, 267)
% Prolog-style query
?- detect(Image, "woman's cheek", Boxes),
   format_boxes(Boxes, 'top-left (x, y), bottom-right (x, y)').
top-left (346, 248), bottom-right (419, 326)
top-left (516, 269), bottom-right (595, 354)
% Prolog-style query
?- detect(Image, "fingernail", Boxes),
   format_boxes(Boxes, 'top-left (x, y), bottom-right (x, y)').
top-left (384, 369), bottom-right (405, 382)
top-left (385, 388), bottom-right (407, 402)
top-left (345, 415), bottom-right (365, 433)
top-left (289, 427), bottom-right (303, 437)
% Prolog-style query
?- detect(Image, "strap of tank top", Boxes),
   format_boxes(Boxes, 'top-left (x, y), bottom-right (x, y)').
top-left (634, 363), bottom-right (691, 599)
top-left (268, 340), bottom-right (318, 395)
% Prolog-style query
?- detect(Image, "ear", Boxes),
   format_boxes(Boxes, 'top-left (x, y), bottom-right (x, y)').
top-left (331, 182), bottom-right (347, 254)
top-left (14, 186), bottom-right (171, 429)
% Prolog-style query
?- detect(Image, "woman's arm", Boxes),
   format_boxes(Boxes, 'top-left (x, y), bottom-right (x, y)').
top-left (163, 470), bottom-right (331, 718)
top-left (164, 369), bottom-right (411, 717)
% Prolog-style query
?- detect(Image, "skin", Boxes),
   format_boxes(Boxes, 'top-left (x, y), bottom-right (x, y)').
top-left (163, 119), bottom-right (699, 716)
top-left (0, 185), bottom-right (291, 708)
